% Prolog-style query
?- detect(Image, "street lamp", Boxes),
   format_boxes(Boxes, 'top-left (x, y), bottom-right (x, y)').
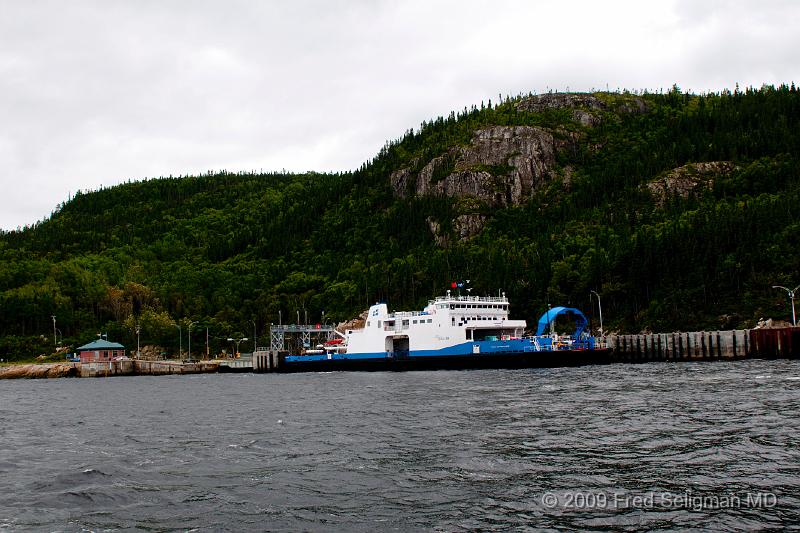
top-left (51, 315), bottom-right (57, 346)
top-left (135, 324), bottom-right (141, 359)
top-left (251, 320), bottom-right (257, 353)
top-left (590, 290), bottom-right (604, 336)
top-left (772, 284), bottom-right (800, 326)
top-left (226, 337), bottom-right (249, 358)
top-left (173, 323), bottom-right (182, 359)
top-left (187, 321), bottom-right (197, 361)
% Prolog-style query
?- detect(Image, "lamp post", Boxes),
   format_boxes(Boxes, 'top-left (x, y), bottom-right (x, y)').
top-left (173, 323), bottom-right (182, 359)
top-left (590, 290), bottom-right (604, 336)
top-left (187, 321), bottom-right (197, 361)
top-left (252, 320), bottom-right (257, 353)
top-left (772, 284), bottom-right (799, 326)
top-left (226, 337), bottom-right (248, 358)
top-left (135, 324), bottom-right (141, 359)
top-left (51, 315), bottom-right (57, 346)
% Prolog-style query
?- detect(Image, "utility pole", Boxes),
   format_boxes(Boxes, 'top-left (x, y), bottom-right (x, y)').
top-left (252, 320), bottom-right (257, 353)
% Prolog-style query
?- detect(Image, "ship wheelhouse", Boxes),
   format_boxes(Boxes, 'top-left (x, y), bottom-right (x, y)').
top-left (426, 291), bottom-right (527, 342)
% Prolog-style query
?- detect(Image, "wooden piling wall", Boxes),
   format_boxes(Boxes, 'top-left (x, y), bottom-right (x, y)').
top-left (606, 330), bottom-right (750, 362)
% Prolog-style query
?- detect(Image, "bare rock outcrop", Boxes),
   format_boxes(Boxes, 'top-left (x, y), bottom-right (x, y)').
top-left (517, 93), bottom-right (609, 127)
top-left (0, 363), bottom-right (78, 379)
top-left (516, 92), bottom-right (648, 126)
top-left (337, 310), bottom-right (368, 332)
top-left (392, 125), bottom-right (557, 208)
top-left (389, 93), bottom-right (651, 244)
top-left (646, 161), bottom-right (737, 207)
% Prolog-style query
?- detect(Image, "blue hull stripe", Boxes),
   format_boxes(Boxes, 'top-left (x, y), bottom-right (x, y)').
top-left (285, 338), bottom-right (597, 363)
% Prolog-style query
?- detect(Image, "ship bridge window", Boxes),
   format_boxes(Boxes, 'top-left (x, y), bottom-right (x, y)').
top-left (378, 321), bottom-right (382, 328)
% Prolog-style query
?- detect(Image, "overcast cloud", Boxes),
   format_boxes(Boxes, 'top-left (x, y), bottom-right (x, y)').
top-left (1, 0), bottom-right (798, 230)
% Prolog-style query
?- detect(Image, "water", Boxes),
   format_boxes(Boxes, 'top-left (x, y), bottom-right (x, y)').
top-left (1, 359), bottom-right (799, 531)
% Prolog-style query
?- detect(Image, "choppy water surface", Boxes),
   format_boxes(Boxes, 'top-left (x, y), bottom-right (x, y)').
top-left (1, 359), bottom-right (799, 531)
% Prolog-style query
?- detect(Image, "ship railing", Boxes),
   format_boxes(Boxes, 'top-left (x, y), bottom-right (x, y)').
top-left (524, 335), bottom-right (598, 351)
top-left (430, 295), bottom-right (509, 304)
top-left (386, 311), bottom-right (426, 319)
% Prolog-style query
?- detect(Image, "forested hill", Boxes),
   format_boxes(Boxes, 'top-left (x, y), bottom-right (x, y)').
top-left (2, 85), bottom-right (799, 360)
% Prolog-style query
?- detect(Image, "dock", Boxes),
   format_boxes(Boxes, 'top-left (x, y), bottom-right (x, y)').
top-left (251, 326), bottom-right (799, 372)
top-left (3, 326), bottom-right (797, 380)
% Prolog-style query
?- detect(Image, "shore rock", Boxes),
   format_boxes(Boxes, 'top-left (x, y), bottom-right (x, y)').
top-left (0, 363), bottom-right (79, 379)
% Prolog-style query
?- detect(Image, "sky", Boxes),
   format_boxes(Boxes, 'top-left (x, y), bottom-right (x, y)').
top-left (1, 0), bottom-right (798, 231)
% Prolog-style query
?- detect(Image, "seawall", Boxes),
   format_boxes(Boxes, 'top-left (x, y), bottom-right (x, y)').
top-left (0, 360), bottom-right (219, 379)
top-left (606, 327), bottom-right (799, 362)
top-left (79, 360), bottom-right (220, 378)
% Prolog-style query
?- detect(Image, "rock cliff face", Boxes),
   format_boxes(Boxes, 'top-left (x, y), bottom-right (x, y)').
top-left (390, 93), bottom-right (650, 244)
top-left (645, 161), bottom-right (737, 207)
top-left (392, 125), bottom-right (557, 209)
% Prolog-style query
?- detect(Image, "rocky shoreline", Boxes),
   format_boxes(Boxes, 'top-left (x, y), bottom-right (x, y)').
top-left (0, 360), bottom-right (219, 379)
top-left (0, 363), bottom-right (79, 379)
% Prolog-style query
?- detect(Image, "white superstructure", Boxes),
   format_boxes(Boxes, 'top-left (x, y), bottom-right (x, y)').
top-left (342, 291), bottom-right (527, 355)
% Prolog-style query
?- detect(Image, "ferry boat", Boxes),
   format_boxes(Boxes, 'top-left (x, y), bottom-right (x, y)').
top-left (280, 291), bottom-right (610, 372)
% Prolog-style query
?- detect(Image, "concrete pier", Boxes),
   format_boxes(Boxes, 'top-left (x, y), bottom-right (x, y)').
top-left (253, 350), bottom-right (284, 371)
top-left (79, 360), bottom-right (219, 378)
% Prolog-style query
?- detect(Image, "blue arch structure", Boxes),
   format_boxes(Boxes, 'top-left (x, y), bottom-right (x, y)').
top-left (535, 307), bottom-right (589, 337)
